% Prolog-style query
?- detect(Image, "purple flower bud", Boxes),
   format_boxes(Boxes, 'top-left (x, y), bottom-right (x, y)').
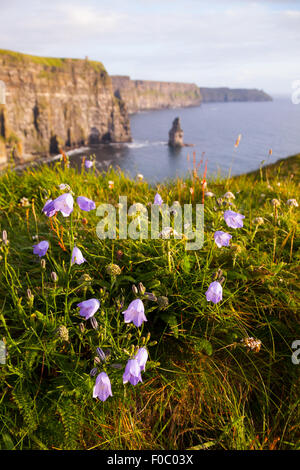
top-left (123, 359), bottom-right (142, 386)
top-left (135, 347), bottom-right (148, 372)
top-left (122, 299), bottom-right (147, 327)
top-left (214, 231), bottom-right (232, 248)
top-left (153, 193), bottom-right (163, 206)
top-left (85, 160), bottom-right (93, 169)
top-left (77, 196), bottom-right (96, 212)
top-left (53, 193), bottom-right (74, 217)
top-left (33, 240), bottom-right (49, 257)
top-left (205, 281), bottom-right (223, 304)
top-left (42, 199), bottom-right (57, 218)
top-left (90, 367), bottom-right (98, 377)
top-left (224, 210), bottom-right (245, 229)
top-left (93, 372), bottom-right (113, 401)
top-left (51, 271), bottom-right (58, 282)
top-left (96, 347), bottom-right (106, 362)
top-left (77, 298), bottom-right (100, 320)
top-left (71, 246), bottom-right (86, 265)
top-left (90, 317), bottom-right (98, 330)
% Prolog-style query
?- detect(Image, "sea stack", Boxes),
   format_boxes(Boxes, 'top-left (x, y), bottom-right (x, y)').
top-left (168, 117), bottom-right (184, 147)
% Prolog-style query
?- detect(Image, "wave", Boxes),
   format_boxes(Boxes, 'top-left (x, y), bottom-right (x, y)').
top-left (124, 140), bottom-right (167, 149)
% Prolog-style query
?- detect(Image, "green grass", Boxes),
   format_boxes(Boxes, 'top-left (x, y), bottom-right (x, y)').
top-left (0, 48), bottom-right (107, 73)
top-left (0, 153), bottom-right (299, 450)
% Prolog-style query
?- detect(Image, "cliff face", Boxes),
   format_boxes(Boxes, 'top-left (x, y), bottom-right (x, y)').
top-left (111, 76), bottom-right (272, 113)
top-left (111, 76), bottom-right (202, 113)
top-left (199, 87), bottom-right (272, 103)
top-left (0, 50), bottom-right (131, 166)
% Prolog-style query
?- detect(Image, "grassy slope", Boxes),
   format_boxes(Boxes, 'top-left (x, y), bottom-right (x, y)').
top-left (0, 153), bottom-right (299, 450)
top-left (0, 48), bottom-right (107, 73)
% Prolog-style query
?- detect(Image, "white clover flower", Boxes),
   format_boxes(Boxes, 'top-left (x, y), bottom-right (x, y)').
top-left (20, 197), bottom-right (30, 207)
top-left (223, 191), bottom-right (235, 200)
top-left (137, 173), bottom-right (144, 181)
top-left (108, 180), bottom-right (114, 189)
top-left (158, 227), bottom-right (181, 239)
top-left (205, 191), bottom-right (215, 198)
top-left (271, 198), bottom-right (280, 207)
top-left (252, 217), bottom-right (264, 225)
top-left (286, 199), bottom-right (298, 207)
top-left (59, 183), bottom-right (71, 191)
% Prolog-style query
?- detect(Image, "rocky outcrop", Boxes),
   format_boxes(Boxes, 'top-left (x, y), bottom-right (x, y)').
top-left (0, 49), bottom-right (131, 167)
top-left (199, 87), bottom-right (272, 103)
top-left (168, 117), bottom-right (184, 147)
top-left (111, 76), bottom-right (202, 113)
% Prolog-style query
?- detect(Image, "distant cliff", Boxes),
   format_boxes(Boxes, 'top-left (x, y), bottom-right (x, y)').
top-left (199, 87), bottom-right (272, 103)
top-left (111, 76), bottom-right (272, 113)
top-left (111, 76), bottom-right (202, 113)
top-left (0, 49), bottom-right (131, 167)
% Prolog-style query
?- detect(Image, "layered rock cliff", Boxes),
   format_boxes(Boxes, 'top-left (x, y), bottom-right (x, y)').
top-left (111, 76), bottom-right (272, 114)
top-left (111, 76), bottom-right (202, 113)
top-left (199, 87), bottom-right (272, 103)
top-left (0, 50), bottom-right (131, 167)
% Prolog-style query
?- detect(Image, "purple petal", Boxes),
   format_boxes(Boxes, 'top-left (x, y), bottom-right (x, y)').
top-left (77, 196), bottom-right (96, 212)
top-left (93, 372), bottom-right (113, 401)
top-left (33, 240), bottom-right (49, 257)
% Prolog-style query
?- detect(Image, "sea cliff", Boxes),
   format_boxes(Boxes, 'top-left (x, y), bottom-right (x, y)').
top-left (0, 50), bottom-right (131, 167)
top-left (111, 76), bottom-right (272, 114)
top-left (199, 87), bottom-right (272, 102)
top-left (111, 76), bottom-right (202, 113)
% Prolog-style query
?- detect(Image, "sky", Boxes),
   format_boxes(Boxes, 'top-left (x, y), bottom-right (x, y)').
top-left (0, 0), bottom-right (300, 95)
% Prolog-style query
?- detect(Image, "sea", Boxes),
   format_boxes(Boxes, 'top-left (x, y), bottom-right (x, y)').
top-left (70, 96), bottom-right (300, 184)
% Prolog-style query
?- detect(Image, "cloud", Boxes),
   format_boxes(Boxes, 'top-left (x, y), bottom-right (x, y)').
top-left (0, 1), bottom-right (299, 93)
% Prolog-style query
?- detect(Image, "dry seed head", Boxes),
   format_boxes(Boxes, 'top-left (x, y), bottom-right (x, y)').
top-left (56, 325), bottom-right (69, 342)
top-left (106, 263), bottom-right (122, 276)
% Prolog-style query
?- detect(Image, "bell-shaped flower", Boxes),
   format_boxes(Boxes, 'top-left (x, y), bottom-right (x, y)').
top-left (85, 160), bottom-right (93, 169)
top-left (42, 199), bottom-right (57, 217)
top-left (71, 246), bottom-right (86, 265)
top-left (153, 193), bottom-right (163, 206)
top-left (135, 347), bottom-right (148, 372)
top-left (205, 281), bottom-right (223, 304)
top-left (123, 359), bottom-right (142, 386)
top-left (77, 298), bottom-right (100, 320)
top-left (54, 193), bottom-right (74, 217)
top-left (77, 196), bottom-right (96, 212)
top-left (122, 299), bottom-right (147, 327)
top-left (214, 231), bottom-right (232, 248)
top-left (93, 372), bottom-right (113, 401)
top-left (224, 210), bottom-right (245, 229)
top-left (33, 240), bottom-right (49, 257)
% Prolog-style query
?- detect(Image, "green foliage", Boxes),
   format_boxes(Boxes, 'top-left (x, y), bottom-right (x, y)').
top-left (0, 154), bottom-right (299, 450)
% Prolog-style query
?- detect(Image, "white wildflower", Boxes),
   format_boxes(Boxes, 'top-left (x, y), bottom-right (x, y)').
top-left (223, 191), bottom-right (235, 200)
top-left (286, 199), bottom-right (298, 207)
